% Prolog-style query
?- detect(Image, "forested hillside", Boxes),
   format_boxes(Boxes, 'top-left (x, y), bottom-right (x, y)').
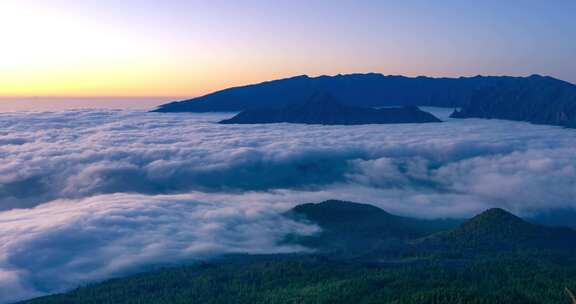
top-left (22, 255), bottom-right (576, 304)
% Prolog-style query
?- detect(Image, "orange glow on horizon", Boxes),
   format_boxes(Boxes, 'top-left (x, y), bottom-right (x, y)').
top-left (3, 1), bottom-right (573, 99)
top-left (0, 2), bottom-right (459, 98)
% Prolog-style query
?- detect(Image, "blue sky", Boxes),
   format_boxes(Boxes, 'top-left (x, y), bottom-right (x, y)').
top-left (0, 0), bottom-right (575, 97)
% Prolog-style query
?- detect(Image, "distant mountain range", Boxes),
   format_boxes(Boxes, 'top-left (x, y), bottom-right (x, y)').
top-left (153, 73), bottom-right (576, 128)
top-left (219, 92), bottom-right (441, 125)
top-left (153, 73), bottom-right (508, 112)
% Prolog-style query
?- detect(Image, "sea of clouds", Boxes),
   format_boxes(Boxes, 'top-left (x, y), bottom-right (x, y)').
top-left (1, 108), bottom-right (576, 302)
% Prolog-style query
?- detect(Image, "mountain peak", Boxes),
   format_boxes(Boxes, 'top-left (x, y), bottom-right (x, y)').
top-left (455, 208), bottom-right (534, 235)
top-left (291, 200), bottom-right (393, 223)
top-left (417, 208), bottom-right (549, 251)
top-left (417, 207), bottom-right (576, 252)
top-left (471, 208), bottom-right (522, 222)
top-left (286, 200), bottom-right (459, 256)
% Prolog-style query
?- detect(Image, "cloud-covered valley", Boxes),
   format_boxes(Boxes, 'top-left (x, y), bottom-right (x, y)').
top-left (0, 192), bottom-right (317, 303)
top-left (1, 108), bottom-right (576, 302)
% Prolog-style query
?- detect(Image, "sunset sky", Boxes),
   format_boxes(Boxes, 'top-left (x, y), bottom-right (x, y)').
top-left (1, 0), bottom-right (575, 98)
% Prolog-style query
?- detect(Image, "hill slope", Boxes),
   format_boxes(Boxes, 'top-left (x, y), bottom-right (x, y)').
top-left (417, 208), bottom-right (576, 252)
top-left (286, 200), bottom-right (459, 255)
top-left (20, 254), bottom-right (576, 304)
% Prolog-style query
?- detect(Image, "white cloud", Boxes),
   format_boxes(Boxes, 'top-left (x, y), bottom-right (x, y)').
top-left (2, 108), bottom-right (575, 214)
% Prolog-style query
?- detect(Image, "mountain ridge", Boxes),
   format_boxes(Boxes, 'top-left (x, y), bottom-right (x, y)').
top-left (153, 73), bottom-right (575, 113)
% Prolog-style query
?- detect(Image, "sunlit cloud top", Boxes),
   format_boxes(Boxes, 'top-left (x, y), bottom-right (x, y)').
top-left (1, 0), bottom-right (575, 97)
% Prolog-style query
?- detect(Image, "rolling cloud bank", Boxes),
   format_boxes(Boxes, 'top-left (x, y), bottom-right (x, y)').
top-left (1, 108), bottom-right (576, 302)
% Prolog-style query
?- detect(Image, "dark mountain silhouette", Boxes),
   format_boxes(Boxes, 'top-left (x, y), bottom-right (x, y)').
top-left (219, 92), bottom-right (441, 125)
top-left (153, 74), bottom-right (576, 124)
top-left (151, 74), bottom-right (512, 112)
top-left (451, 75), bottom-right (576, 128)
top-left (417, 208), bottom-right (576, 252)
top-left (286, 200), bottom-right (460, 255)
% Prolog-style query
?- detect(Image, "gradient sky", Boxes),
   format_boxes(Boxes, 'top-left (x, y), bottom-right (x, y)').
top-left (1, 0), bottom-right (575, 98)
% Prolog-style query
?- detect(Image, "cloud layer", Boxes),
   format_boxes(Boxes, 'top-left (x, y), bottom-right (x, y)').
top-left (1, 107), bottom-right (576, 302)
top-left (2, 108), bottom-right (575, 215)
top-left (0, 193), bottom-right (317, 303)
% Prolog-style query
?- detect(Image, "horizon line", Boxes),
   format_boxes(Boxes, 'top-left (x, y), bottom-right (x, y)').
top-left (0, 96), bottom-right (191, 99)
top-left (0, 72), bottom-right (571, 100)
